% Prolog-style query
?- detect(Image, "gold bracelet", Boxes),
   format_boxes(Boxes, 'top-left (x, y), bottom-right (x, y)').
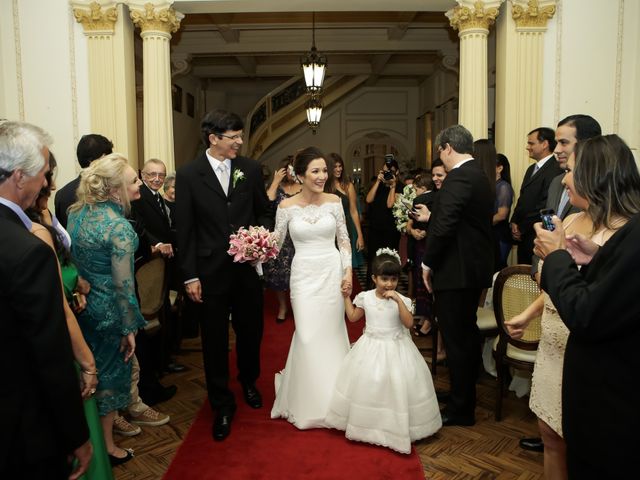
top-left (82, 369), bottom-right (98, 375)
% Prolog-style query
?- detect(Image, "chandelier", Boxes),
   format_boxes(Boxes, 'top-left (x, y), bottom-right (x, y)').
top-left (301, 12), bottom-right (327, 92)
top-left (305, 95), bottom-right (323, 134)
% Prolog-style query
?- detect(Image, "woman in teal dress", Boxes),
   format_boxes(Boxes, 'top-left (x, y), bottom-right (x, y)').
top-left (327, 153), bottom-right (365, 268)
top-left (69, 153), bottom-right (146, 466)
top-left (27, 152), bottom-right (113, 478)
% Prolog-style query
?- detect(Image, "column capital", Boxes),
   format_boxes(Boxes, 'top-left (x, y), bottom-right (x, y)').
top-left (446, 1), bottom-right (504, 34)
top-left (129, 2), bottom-right (183, 35)
top-left (72, 1), bottom-right (118, 34)
top-left (511, 0), bottom-right (556, 30)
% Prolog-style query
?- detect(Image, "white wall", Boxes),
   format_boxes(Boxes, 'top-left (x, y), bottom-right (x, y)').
top-left (0, 0), bottom-right (92, 190)
top-left (540, 0), bottom-right (640, 158)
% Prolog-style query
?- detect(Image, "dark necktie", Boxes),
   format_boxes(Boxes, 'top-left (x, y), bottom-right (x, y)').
top-left (156, 193), bottom-right (168, 220)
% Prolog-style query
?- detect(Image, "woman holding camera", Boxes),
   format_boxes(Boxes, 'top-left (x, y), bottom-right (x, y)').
top-left (364, 156), bottom-right (402, 288)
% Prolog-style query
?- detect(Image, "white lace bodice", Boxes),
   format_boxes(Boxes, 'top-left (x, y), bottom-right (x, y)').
top-left (274, 202), bottom-right (352, 271)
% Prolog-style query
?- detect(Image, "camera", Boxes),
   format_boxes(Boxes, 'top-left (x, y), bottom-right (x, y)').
top-left (383, 170), bottom-right (394, 181)
top-left (540, 208), bottom-right (556, 231)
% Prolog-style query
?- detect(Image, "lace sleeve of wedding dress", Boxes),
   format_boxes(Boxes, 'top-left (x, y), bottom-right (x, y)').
top-left (273, 206), bottom-right (290, 250)
top-left (332, 203), bottom-right (352, 271)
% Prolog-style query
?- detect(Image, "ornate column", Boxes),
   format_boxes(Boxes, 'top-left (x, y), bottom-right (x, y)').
top-left (495, 0), bottom-right (556, 194)
top-left (129, 1), bottom-right (182, 172)
top-left (447, 0), bottom-right (504, 140)
top-left (73, 1), bottom-right (139, 166)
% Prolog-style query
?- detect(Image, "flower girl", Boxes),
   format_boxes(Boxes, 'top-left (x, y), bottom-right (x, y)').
top-left (325, 248), bottom-right (441, 454)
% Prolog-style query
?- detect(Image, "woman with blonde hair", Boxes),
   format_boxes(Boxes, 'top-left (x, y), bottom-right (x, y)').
top-left (68, 153), bottom-right (146, 466)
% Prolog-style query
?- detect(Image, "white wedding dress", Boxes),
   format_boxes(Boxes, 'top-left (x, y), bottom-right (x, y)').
top-left (270, 201), bottom-right (352, 429)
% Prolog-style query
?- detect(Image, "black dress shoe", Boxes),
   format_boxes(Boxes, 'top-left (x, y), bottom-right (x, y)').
top-left (519, 437), bottom-right (544, 452)
top-left (440, 412), bottom-right (475, 427)
top-left (436, 391), bottom-right (451, 403)
top-left (242, 383), bottom-right (263, 409)
top-left (164, 362), bottom-right (187, 374)
top-left (142, 384), bottom-right (177, 406)
top-left (212, 410), bottom-right (235, 441)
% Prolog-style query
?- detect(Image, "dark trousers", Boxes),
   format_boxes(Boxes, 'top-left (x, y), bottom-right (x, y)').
top-left (200, 269), bottom-right (264, 411)
top-left (3, 454), bottom-right (72, 480)
top-left (516, 228), bottom-right (535, 265)
top-left (434, 288), bottom-right (482, 420)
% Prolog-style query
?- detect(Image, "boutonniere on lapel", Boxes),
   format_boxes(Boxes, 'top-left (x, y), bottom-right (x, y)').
top-left (232, 169), bottom-right (245, 188)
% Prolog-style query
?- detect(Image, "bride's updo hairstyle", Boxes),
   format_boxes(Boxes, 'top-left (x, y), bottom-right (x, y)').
top-left (70, 153), bottom-right (133, 214)
top-left (372, 248), bottom-right (402, 277)
top-left (293, 146), bottom-right (327, 177)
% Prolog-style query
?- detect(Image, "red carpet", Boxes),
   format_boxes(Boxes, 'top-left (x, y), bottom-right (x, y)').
top-left (164, 278), bottom-right (425, 479)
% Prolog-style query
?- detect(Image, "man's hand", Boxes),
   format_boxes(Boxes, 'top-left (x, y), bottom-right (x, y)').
top-left (156, 243), bottom-right (174, 258)
top-left (533, 216), bottom-right (565, 259)
top-left (511, 223), bottom-right (522, 241)
top-left (412, 204), bottom-right (431, 223)
top-left (566, 233), bottom-right (600, 265)
top-left (421, 266), bottom-right (433, 294)
top-left (186, 280), bottom-right (203, 303)
top-left (68, 440), bottom-right (93, 480)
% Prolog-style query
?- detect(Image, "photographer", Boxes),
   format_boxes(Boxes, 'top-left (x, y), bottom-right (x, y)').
top-left (364, 155), bottom-right (402, 287)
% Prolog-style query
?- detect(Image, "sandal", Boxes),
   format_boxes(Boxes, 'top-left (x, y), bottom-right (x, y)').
top-left (413, 324), bottom-right (432, 337)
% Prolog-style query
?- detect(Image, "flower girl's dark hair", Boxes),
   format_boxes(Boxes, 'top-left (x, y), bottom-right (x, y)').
top-left (371, 248), bottom-right (402, 277)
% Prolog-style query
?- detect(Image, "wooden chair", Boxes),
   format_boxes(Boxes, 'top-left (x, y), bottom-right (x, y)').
top-left (135, 256), bottom-right (168, 335)
top-left (492, 265), bottom-right (542, 421)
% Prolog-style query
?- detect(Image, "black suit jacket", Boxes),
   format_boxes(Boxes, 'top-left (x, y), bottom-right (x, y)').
top-left (0, 205), bottom-right (88, 469)
top-left (422, 160), bottom-right (494, 291)
top-left (510, 157), bottom-right (564, 231)
top-left (541, 214), bottom-right (640, 477)
top-left (131, 183), bottom-right (174, 246)
top-left (175, 153), bottom-right (273, 295)
top-left (54, 176), bottom-right (81, 228)
top-left (545, 173), bottom-right (580, 219)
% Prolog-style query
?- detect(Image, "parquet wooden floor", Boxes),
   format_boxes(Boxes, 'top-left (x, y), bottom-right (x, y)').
top-left (113, 329), bottom-right (543, 479)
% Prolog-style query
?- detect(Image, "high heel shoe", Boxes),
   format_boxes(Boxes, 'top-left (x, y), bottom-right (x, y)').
top-left (109, 448), bottom-right (134, 466)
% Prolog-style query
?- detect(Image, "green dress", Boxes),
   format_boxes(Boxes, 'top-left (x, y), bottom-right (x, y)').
top-left (60, 264), bottom-right (113, 479)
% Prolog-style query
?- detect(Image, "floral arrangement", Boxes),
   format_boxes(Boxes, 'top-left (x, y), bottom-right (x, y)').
top-left (391, 184), bottom-right (417, 233)
top-left (227, 225), bottom-right (280, 275)
top-left (232, 169), bottom-right (245, 188)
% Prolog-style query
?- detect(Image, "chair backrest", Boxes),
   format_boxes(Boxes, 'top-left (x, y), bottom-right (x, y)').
top-left (493, 265), bottom-right (542, 351)
top-left (135, 256), bottom-right (167, 319)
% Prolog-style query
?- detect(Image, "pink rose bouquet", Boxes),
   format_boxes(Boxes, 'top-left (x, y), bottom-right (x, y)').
top-left (227, 225), bottom-right (280, 276)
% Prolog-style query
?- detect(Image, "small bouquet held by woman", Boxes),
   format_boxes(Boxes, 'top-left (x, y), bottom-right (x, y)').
top-left (227, 225), bottom-right (280, 276)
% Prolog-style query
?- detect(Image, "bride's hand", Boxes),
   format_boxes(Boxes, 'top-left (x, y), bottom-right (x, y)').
top-left (340, 275), bottom-right (352, 296)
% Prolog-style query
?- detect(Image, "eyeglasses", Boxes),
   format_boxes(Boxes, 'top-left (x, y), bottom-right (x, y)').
top-left (218, 133), bottom-right (244, 141)
top-left (143, 171), bottom-right (166, 180)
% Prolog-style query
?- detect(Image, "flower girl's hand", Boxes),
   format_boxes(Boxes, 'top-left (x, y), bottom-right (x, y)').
top-left (381, 290), bottom-right (399, 302)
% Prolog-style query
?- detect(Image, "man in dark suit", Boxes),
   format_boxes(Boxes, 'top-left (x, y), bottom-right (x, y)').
top-left (418, 124), bottom-right (494, 426)
top-left (131, 158), bottom-right (185, 375)
top-left (0, 121), bottom-right (91, 478)
top-left (54, 133), bottom-right (113, 228)
top-left (510, 127), bottom-right (563, 264)
top-left (521, 114), bottom-right (602, 453)
top-left (176, 109), bottom-right (272, 441)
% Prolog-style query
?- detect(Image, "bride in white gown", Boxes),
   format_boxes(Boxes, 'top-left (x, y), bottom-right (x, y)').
top-left (270, 146), bottom-right (353, 429)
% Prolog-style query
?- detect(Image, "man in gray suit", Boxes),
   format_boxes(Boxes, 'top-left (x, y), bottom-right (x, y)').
top-left (520, 113), bottom-right (602, 453)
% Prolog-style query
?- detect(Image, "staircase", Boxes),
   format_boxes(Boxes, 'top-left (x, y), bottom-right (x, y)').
top-left (244, 74), bottom-right (369, 160)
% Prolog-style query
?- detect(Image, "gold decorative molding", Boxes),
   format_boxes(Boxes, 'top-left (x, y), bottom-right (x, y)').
top-left (73, 2), bottom-right (118, 33)
top-left (512, 0), bottom-right (556, 29)
top-left (447, 1), bottom-right (500, 32)
top-left (130, 3), bottom-right (181, 34)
